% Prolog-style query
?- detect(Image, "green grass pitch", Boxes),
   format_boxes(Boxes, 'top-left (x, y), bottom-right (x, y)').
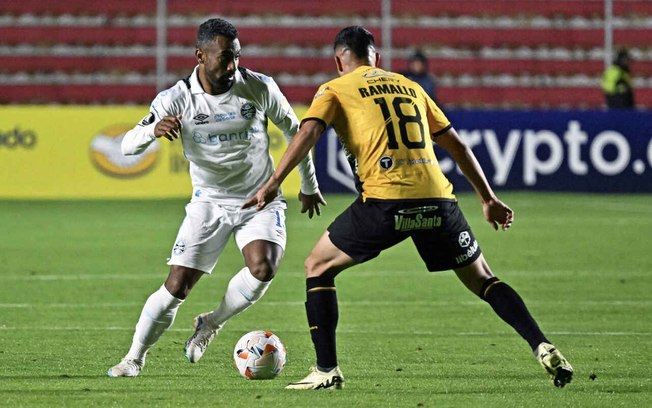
top-left (1, 193), bottom-right (650, 407)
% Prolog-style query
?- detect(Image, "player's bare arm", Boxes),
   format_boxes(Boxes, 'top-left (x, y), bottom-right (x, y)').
top-left (154, 115), bottom-right (183, 141)
top-left (434, 128), bottom-right (513, 231)
top-left (244, 119), bottom-right (326, 211)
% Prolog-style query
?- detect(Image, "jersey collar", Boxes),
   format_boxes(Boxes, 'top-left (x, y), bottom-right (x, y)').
top-left (189, 66), bottom-right (242, 95)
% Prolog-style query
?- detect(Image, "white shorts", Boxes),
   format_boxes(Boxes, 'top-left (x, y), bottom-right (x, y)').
top-left (167, 200), bottom-right (287, 274)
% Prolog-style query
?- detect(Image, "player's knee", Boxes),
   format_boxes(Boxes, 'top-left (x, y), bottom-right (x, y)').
top-left (247, 261), bottom-right (277, 282)
top-left (165, 265), bottom-right (202, 299)
top-left (304, 255), bottom-right (324, 278)
top-left (164, 277), bottom-right (190, 299)
top-left (305, 255), bottom-right (339, 279)
top-left (242, 241), bottom-right (282, 282)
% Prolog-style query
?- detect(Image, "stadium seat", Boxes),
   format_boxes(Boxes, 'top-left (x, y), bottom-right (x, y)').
top-left (437, 86), bottom-right (604, 109)
top-left (392, 0), bottom-right (651, 18)
top-left (0, 84), bottom-right (154, 104)
top-left (0, 0), bottom-right (379, 17)
top-left (392, 27), bottom-right (652, 49)
top-left (277, 85), bottom-right (608, 109)
top-left (0, 0), bottom-right (650, 108)
top-left (7, 55), bottom-right (650, 78)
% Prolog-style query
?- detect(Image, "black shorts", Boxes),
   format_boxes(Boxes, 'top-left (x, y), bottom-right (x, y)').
top-left (327, 197), bottom-right (482, 272)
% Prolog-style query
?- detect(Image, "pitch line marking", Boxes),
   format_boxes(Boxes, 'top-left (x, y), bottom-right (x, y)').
top-left (0, 326), bottom-right (648, 337)
top-left (1, 299), bottom-right (651, 309)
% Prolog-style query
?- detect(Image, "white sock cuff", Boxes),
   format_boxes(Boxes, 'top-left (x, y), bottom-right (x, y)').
top-left (241, 267), bottom-right (271, 284)
top-left (204, 267), bottom-right (272, 329)
top-left (156, 284), bottom-right (185, 308)
top-left (240, 267), bottom-right (272, 297)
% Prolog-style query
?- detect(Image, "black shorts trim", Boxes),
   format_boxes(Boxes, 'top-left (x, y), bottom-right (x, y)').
top-left (327, 196), bottom-right (482, 271)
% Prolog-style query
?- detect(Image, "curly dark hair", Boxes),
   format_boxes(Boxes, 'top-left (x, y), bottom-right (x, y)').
top-left (197, 18), bottom-right (238, 48)
top-left (333, 26), bottom-right (375, 59)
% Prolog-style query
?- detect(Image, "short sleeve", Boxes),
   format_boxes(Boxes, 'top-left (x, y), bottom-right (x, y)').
top-left (302, 85), bottom-right (339, 127)
top-left (424, 93), bottom-right (451, 137)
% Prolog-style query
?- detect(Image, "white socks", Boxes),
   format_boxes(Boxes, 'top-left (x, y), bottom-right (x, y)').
top-left (123, 268), bottom-right (270, 361)
top-left (126, 285), bottom-right (184, 361)
top-left (205, 267), bottom-right (272, 329)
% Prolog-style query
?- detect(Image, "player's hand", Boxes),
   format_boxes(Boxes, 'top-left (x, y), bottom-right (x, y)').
top-left (482, 198), bottom-right (514, 231)
top-left (242, 179), bottom-right (281, 211)
top-left (298, 191), bottom-right (327, 219)
top-left (154, 115), bottom-right (182, 141)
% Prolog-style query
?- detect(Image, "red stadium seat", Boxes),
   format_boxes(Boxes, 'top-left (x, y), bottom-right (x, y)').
top-left (260, 85), bottom-right (609, 109)
top-left (1, 81), bottom-right (648, 110)
top-left (0, 0), bottom-right (380, 17)
top-left (0, 0), bottom-right (155, 16)
top-left (168, 0), bottom-right (381, 16)
top-left (0, 55), bottom-right (156, 74)
top-left (6, 54), bottom-right (652, 79)
top-left (0, 0), bottom-right (650, 108)
top-left (0, 26), bottom-right (341, 47)
top-left (437, 86), bottom-right (605, 108)
top-left (392, 27), bottom-right (652, 49)
top-left (3, 24), bottom-right (649, 51)
top-left (0, 84), bottom-right (155, 104)
top-left (392, 0), bottom-right (651, 18)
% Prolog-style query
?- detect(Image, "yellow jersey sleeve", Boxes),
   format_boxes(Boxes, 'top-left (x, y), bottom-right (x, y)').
top-left (423, 90), bottom-right (452, 137)
top-left (303, 85), bottom-right (340, 127)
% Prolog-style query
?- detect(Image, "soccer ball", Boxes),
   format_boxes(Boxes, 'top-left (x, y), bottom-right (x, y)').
top-left (233, 330), bottom-right (286, 380)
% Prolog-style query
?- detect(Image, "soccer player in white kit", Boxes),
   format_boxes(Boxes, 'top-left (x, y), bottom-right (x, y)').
top-left (107, 18), bottom-right (325, 377)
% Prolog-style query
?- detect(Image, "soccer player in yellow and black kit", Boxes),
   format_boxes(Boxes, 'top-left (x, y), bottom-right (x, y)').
top-left (245, 26), bottom-right (573, 390)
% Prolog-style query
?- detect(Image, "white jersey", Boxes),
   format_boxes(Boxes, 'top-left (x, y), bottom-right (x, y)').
top-left (122, 66), bottom-right (319, 205)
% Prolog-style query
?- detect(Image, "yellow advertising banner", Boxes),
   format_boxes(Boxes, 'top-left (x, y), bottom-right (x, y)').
top-left (0, 105), bottom-right (308, 199)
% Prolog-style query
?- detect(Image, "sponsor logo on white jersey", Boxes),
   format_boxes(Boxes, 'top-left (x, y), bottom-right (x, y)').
top-left (240, 103), bottom-right (256, 119)
top-left (191, 128), bottom-right (255, 145)
top-left (193, 113), bottom-right (209, 125)
top-left (214, 112), bottom-right (237, 122)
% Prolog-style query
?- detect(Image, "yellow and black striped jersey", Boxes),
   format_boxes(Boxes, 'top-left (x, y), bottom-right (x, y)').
top-left (303, 65), bottom-right (455, 201)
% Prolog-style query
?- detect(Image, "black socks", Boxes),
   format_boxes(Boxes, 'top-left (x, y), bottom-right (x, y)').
top-left (305, 276), bottom-right (339, 371)
top-left (481, 277), bottom-right (549, 351)
top-left (304, 274), bottom-right (548, 370)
